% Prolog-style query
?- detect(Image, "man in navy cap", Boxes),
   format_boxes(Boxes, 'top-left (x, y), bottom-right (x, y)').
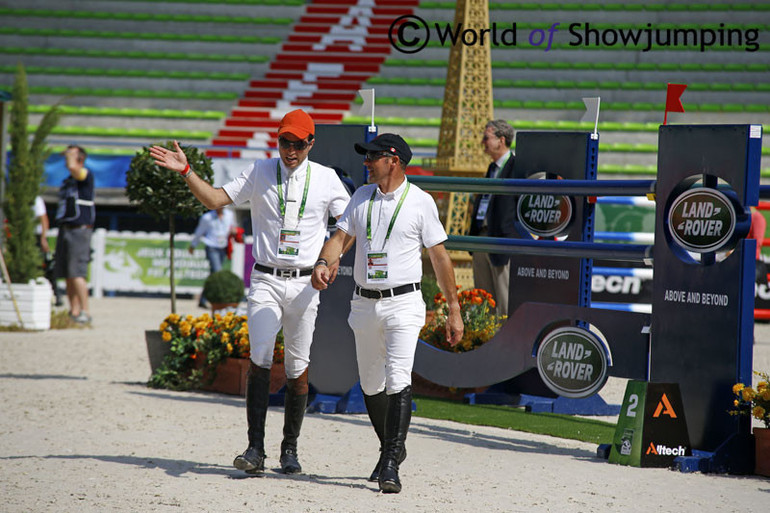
top-left (312, 133), bottom-right (463, 493)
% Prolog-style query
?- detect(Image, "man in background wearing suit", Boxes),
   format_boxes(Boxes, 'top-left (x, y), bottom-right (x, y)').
top-left (469, 120), bottom-right (517, 316)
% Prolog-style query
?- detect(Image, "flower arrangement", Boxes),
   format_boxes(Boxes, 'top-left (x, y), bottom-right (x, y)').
top-left (148, 312), bottom-right (283, 391)
top-left (419, 287), bottom-right (506, 353)
top-left (730, 371), bottom-right (770, 429)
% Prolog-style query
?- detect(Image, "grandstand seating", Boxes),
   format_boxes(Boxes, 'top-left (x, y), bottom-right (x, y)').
top-left (0, 0), bottom-right (768, 177)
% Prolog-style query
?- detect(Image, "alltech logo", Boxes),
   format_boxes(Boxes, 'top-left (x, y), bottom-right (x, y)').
top-left (652, 393), bottom-right (677, 418)
top-left (646, 443), bottom-right (687, 456)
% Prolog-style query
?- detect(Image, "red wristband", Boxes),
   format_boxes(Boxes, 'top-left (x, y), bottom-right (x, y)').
top-left (180, 163), bottom-right (191, 178)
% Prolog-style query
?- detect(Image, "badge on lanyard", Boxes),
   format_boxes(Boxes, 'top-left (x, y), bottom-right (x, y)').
top-left (366, 252), bottom-right (388, 282)
top-left (276, 161), bottom-right (310, 259)
top-left (365, 182), bottom-right (410, 284)
top-left (476, 195), bottom-right (491, 220)
top-left (278, 229), bottom-right (301, 257)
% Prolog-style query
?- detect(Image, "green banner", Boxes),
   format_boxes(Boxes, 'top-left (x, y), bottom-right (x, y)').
top-left (102, 236), bottom-right (230, 291)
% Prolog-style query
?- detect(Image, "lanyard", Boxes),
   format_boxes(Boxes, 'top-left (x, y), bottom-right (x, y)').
top-left (276, 161), bottom-right (311, 220)
top-left (490, 152), bottom-right (511, 178)
top-left (366, 181), bottom-right (410, 249)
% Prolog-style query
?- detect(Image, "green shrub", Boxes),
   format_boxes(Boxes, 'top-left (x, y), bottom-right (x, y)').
top-left (202, 270), bottom-right (245, 304)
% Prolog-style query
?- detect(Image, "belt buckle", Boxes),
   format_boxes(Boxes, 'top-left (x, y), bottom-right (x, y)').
top-left (278, 269), bottom-right (295, 279)
top-left (373, 289), bottom-right (384, 299)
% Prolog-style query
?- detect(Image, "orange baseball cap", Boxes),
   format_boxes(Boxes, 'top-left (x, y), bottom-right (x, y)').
top-left (278, 109), bottom-right (315, 139)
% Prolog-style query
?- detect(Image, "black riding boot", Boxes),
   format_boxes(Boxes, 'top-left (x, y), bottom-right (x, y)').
top-left (364, 391), bottom-right (387, 481)
top-left (378, 386), bottom-right (412, 494)
top-left (233, 362), bottom-right (270, 474)
top-left (280, 368), bottom-right (308, 474)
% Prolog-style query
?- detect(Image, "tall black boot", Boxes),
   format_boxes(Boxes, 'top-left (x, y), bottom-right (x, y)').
top-left (378, 386), bottom-right (412, 494)
top-left (364, 391), bottom-right (387, 481)
top-left (280, 368), bottom-right (308, 474)
top-left (233, 362), bottom-right (270, 474)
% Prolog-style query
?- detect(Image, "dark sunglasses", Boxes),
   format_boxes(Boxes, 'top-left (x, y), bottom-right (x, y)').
top-left (278, 137), bottom-right (310, 151)
top-left (364, 151), bottom-right (394, 162)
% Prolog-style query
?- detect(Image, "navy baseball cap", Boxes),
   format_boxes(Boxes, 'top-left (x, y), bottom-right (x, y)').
top-left (354, 133), bottom-right (412, 165)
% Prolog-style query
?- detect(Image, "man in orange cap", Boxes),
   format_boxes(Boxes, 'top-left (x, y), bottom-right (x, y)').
top-left (150, 109), bottom-right (350, 475)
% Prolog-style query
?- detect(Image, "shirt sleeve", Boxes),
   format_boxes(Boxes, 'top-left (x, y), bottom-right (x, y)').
top-left (327, 172), bottom-right (351, 219)
top-left (419, 190), bottom-right (448, 249)
top-left (33, 196), bottom-right (46, 217)
top-left (336, 186), bottom-right (367, 236)
top-left (222, 161), bottom-right (258, 206)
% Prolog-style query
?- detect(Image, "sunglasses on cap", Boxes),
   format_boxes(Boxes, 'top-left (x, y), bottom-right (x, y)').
top-left (278, 137), bottom-right (310, 151)
top-left (364, 151), bottom-right (395, 162)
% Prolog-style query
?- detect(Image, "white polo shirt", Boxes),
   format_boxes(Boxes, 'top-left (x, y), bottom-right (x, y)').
top-left (337, 178), bottom-right (447, 289)
top-left (223, 157), bottom-right (350, 268)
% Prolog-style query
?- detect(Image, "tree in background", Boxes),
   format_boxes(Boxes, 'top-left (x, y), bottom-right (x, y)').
top-left (125, 142), bottom-right (214, 313)
top-left (2, 63), bottom-right (60, 283)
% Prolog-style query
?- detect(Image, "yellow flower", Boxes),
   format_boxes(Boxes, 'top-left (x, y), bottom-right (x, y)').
top-left (162, 331), bottom-right (171, 342)
top-left (227, 343), bottom-right (234, 353)
top-left (761, 388), bottom-right (770, 401)
top-left (732, 383), bottom-right (745, 395)
top-left (167, 313), bottom-right (180, 323)
top-left (753, 405), bottom-right (766, 420)
top-left (159, 321), bottom-right (168, 331)
top-left (222, 332), bottom-right (230, 343)
top-left (757, 381), bottom-right (768, 392)
top-left (741, 387), bottom-right (756, 402)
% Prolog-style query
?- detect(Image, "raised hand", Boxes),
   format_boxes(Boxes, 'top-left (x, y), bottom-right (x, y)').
top-left (149, 140), bottom-right (188, 174)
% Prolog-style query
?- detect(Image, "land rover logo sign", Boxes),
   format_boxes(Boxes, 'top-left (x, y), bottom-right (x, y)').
top-left (536, 327), bottom-right (609, 399)
top-left (517, 194), bottom-right (573, 237)
top-left (668, 188), bottom-right (736, 253)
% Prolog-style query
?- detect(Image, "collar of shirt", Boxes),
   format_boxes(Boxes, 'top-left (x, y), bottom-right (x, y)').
top-left (280, 157), bottom-right (309, 178)
top-left (492, 151), bottom-right (512, 176)
top-left (375, 177), bottom-right (408, 201)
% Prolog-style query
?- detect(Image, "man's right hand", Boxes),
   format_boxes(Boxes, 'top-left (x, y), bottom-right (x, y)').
top-left (149, 140), bottom-right (188, 174)
top-left (311, 265), bottom-right (331, 291)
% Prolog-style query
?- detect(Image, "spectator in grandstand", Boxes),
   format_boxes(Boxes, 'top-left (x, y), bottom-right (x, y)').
top-left (311, 133), bottom-right (463, 493)
top-left (469, 120), bottom-right (517, 316)
top-left (54, 145), bottom-right (94, 324)
top-left (149, 109), bottom-right (350, 476)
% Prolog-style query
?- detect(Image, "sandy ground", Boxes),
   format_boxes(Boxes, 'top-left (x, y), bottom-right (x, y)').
top-left (1, 296), bottom-right (769, 513)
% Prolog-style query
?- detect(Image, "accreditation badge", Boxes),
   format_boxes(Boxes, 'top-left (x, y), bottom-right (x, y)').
top-left (476, 195), bottom-right (491, 220)
top-left (366, 252), bottom-right (388, 283)
top-left (278, 229), bottom-right (301, 258)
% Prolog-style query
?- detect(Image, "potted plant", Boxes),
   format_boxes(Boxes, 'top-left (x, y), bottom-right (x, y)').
top-left (147, 311), bottom-right (285, 395)
top-left (202, 269), bottom-right (245, 312)
top-left (730, 371), bottom-right (770, 476)
top-left (419, 287), bottom-right (505, 353)
top-left (0, 63), bottom-right (61, 330)
top-left (416, 287), bottom-right (505, 399)
top-left (125, 142), bottom-right (213, 366)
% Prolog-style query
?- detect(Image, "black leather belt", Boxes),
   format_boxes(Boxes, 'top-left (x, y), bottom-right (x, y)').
top-left (254, 263), bottom-right (312, 278)
top-left (355, 283), bottom-right (421, 299)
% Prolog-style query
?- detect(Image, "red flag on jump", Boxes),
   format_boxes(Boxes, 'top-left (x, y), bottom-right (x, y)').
top-left (664, 83), bottom-right (687, 125)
